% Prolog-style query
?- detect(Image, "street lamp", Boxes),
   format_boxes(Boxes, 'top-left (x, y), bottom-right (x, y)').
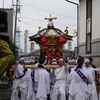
top-left (65, 0), bottom-right (79, 57)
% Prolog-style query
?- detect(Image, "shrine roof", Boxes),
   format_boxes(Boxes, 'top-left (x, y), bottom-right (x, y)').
top-left (29, 27), bottom-right (73, 41)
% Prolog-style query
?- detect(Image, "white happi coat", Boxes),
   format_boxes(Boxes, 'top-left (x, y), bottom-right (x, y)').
top-left (52, 66), bottom-right (67, 100)
top-left (50, 69), bottom-right (55, 100)
top-left (83, 66), bottom-right (98, 100)
top-left (11, 64), bottom-right (35, 100)
top-left (33, 68), bottom-right (50, 100)
top-left (67, 68), bottom-right (93, 100)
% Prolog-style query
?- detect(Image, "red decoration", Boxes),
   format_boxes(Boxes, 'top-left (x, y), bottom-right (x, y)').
top-left (40, 35), bottom-right (67, 64)
top-left (58, 36), bottom-right (66, 43)
top-left (41, 36), bottom-right (47, 44)
top-left (57, 36), bottom-right (67, 61)
top-left (40, 36), bottom-right (52, 64)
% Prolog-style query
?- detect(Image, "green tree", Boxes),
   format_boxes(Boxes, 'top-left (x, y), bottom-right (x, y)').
top-left (8, 40), bottom-right (19, 58)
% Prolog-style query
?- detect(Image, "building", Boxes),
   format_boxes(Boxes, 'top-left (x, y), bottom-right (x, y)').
top-left (78, 0), bottom-right (100, 67)
top-left (26, 49), bottom-right (74, 59)
top-left (0, 8), bottom-right (14, 78)
top-left (0, 8), bottom-right (14, 42)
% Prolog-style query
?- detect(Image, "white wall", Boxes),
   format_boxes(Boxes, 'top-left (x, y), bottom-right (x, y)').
top-left (92, 0), bottom-right (100, 40)
top-left (79, 0), bottom-right (86, 43)
top-left (0, 9), bottom-right (13, 40)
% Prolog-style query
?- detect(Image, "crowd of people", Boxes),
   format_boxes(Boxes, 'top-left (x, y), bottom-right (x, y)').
top-left (10, 56), bottom-right (100, 100)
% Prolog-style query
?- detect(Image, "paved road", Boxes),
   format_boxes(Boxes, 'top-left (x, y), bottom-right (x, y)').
top-left (0, 86), bottom-right (11, 100)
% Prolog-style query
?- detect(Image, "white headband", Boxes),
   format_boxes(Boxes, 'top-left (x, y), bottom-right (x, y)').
top-left (19, 57), bottom-right (25, 61)
top-left (71, 59), bottom-right (76, 62)
top-left (59, 58), bottom-right (64, 61)
top-left (84, 59), bottom-right (90, 63)
top-left (30, 59), bottom-right (35, 63)
top-left (52, 62), bottom-right (57, 65)
top-left (68, 60), bottom-right (71, 63)
top-left (52, 58), bottom-right (57, 61)
top-left (24, 60), bottom-right (29, 63)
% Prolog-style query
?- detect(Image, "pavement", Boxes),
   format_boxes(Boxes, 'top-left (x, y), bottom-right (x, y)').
top-left (0, 84), bottom-right (11, 100)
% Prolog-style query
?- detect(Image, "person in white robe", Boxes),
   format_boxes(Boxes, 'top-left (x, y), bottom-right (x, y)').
top-left (31, 56), bottom-right (50, 100)
top-left (71, 59), bottom-right (76, 65)
top-left (30, 59), bottom-right (35, 65)
top-left (68, 60), bottom-right (72, 65)
top-left (50, 59), bottom-right (57, 100)
top-left (52, 58), bottom-right (68, 100)
top-left (67, 57), bottom-right (93, 100)
top-left (83, 59), bottom-right (98, 100)
top-left (24, 60), bottom-right (29, 65)
top-left (70, 59), bottom-right (77, 72)
top-left (11, 57), bottom-right (35, 100)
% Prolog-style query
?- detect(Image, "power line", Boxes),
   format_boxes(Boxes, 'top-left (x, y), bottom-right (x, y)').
top-left (19, 17), bottom-right (45, 22)
top-left (19, 17), bottom-right (77, 26)
top-left (20, 32), bottom-right (37, 37)
top-left (19, 20), bottom-right (45, 28)
top-left (21, 1), bottom-right (77, 20)
top-left (20, 32), bottom-right (37, 35)
top-left (28, 32), bottom-right (37, 35)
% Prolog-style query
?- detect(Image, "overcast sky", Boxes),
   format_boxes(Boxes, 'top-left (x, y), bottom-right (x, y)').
top-left (0, 0), bottom-right (78, 52)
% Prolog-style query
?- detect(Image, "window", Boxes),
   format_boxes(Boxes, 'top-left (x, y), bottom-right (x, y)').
top-left (0, 9), bottom-right (8, 32)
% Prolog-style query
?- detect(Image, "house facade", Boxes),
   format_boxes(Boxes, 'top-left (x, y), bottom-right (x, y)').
top-left (0, 8), bottom-right (14, 42)
top-left (78, 0), bottom-right (100, 67)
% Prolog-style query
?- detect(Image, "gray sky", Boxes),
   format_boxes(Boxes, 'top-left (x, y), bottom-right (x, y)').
top-left (0, 0), bottom-right (78, 52)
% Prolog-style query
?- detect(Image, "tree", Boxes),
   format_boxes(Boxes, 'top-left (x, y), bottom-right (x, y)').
top-left (9, 40), bottom-right (19, 61)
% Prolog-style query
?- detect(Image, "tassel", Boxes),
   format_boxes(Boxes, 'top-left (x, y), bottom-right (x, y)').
top-left (18, 90), bottom-right (21, 98)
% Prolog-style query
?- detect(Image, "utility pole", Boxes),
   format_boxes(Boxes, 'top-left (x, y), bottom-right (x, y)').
top-left (14, 0), bottom-right (19, 45)
top-left (16, 26), bottom-right (21, 49)
top-left (65, 0), bottom-right (79, 57)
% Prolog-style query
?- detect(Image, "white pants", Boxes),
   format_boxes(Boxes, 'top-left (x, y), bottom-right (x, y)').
top-left (88, 82), bottom-right (98, 100)
top-left (11, 88), bottom-right (27, 100)
top-left (50, 85), bottom-right (55, 100)
top-left (38, 98), bottom-right (47, 100)
top-left (52, 86), bottom-right (66, 100)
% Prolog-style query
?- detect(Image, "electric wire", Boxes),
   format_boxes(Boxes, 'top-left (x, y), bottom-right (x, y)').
top-left (21, 1), bottom-right (77, 20)
top-left (19, 20), bottom-right (45, 28)
top-left (19, 17), bottom-right (77, 26)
